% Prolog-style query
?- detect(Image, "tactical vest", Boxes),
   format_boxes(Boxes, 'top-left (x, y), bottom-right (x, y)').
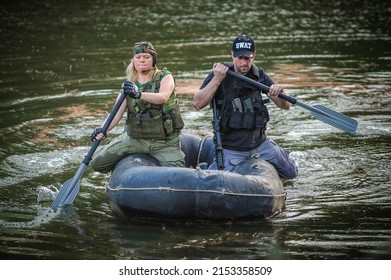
top-left (216, 64), bottom-right (270, 134)
top-left (126, 69), bottom-right (184, 140)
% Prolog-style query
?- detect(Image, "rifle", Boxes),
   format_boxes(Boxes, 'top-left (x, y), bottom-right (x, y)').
top-left (212, 98), bottom-right (224, 170)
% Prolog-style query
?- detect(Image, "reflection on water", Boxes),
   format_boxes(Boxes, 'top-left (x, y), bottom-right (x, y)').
top-left (0, 0), bottom-right (390, 259)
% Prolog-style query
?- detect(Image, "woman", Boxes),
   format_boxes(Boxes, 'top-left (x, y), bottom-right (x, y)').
top-left (90, 42), bottom-right (185, 173)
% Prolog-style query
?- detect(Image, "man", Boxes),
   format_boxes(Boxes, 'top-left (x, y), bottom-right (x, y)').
top-left (193, 35), bottom-right (297, 179)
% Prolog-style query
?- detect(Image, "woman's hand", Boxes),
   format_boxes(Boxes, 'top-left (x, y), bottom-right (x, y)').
top-left (122, 81), bottom-right (142, 99)
top-left (90, 127), bottom-right (106, 141)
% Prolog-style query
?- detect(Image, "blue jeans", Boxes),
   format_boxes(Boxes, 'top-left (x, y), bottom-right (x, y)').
top-left (208, 137), bottom-right (298, 179)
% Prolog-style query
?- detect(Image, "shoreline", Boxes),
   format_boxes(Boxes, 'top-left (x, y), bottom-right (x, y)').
top-left (175, 79), bottom-right (203, 95)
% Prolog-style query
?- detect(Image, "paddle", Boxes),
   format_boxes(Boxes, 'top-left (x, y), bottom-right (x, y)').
top-left (227, 70), bottom-right (358, 134)
top-left (51, 91), bottom-right (127, 209)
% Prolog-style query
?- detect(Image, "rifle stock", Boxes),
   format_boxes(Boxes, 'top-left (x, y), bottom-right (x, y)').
top-left (212, 98), bottom-right (224, 170)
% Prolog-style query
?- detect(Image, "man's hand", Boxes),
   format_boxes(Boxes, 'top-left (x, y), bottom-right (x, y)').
top-left (212, 63), bottom-right (229, 83)
top-left (268, 84), bottom-right (284, 97)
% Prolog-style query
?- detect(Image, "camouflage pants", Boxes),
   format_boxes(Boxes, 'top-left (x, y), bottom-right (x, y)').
top-left (90, 132), bottom-right (185, 173)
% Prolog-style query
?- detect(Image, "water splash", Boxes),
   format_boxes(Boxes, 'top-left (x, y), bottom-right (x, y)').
top-left (37, 185), bottom-right (59, 203)
top-left (0, 205), bottom-right (60, 228)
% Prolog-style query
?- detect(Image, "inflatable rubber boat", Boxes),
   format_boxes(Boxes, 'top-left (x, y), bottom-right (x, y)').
top-left (106, 133), bottom-right (286, 220)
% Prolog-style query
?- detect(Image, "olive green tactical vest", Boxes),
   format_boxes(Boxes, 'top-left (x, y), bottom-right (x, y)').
top-left (126, 69), bottom-right (184, 139)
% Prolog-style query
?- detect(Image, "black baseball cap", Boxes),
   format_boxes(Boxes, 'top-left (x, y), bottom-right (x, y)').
top-left (232, 35), bottom-right (255, 58)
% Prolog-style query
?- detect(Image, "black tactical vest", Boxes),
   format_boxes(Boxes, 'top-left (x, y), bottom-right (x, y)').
top-left (214, 64), bottom-right (270, 150)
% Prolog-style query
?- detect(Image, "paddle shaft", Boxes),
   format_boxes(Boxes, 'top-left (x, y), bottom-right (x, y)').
top-left (226, 70), bottom-right (357, 134)
top-left (228, 70), bottom-right (310, 110)
top-left (82, 92), bottom-right (126, 166)
top-left (51, 91), bottom-right (127, 208)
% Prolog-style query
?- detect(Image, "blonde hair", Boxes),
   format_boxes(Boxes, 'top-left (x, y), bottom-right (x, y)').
top-left (126, 41), bottom-right (160, 82)
top-left (125, 60), bottom-right (160, 82)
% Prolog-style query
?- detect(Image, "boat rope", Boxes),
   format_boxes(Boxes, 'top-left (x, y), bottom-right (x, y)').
top-left (197, 135), bottom-right (209, 165)
top-left (106, 185), bottom-right (286, 199)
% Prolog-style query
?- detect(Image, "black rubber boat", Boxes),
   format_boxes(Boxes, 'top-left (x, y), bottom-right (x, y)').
top-left (107, 133), bottom-right (286, 220)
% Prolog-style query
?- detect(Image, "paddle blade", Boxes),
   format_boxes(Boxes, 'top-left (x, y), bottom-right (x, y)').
top-left (311, 105), bottom-right (358, 135)
top-left (51, 178), bottom-right (80, 209)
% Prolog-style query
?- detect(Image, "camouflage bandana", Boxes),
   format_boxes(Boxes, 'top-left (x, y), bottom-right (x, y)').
top-left (132, 42), bottom-right (157, 57)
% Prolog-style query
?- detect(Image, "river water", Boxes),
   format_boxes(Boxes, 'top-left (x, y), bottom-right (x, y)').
top-left (0, 0), bottom-right (390, 260)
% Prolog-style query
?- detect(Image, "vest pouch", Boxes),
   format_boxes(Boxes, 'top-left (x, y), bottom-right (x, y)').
top-left (170, 103), bottom-right (184, 131)
top-left (128, 113), bottom-right (167, 139)
top-left (163, 117), bottom-right (174, 135)
top-left (242, 111), bottom-right (255, 129)
top-left (228, 111), bottom-right (243, 129)
top-left (254, 109), bottom-right (269, 129)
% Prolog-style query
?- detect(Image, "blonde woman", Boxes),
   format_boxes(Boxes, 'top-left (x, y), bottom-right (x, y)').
top-left (90, 42), bottom-right (185, 173)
